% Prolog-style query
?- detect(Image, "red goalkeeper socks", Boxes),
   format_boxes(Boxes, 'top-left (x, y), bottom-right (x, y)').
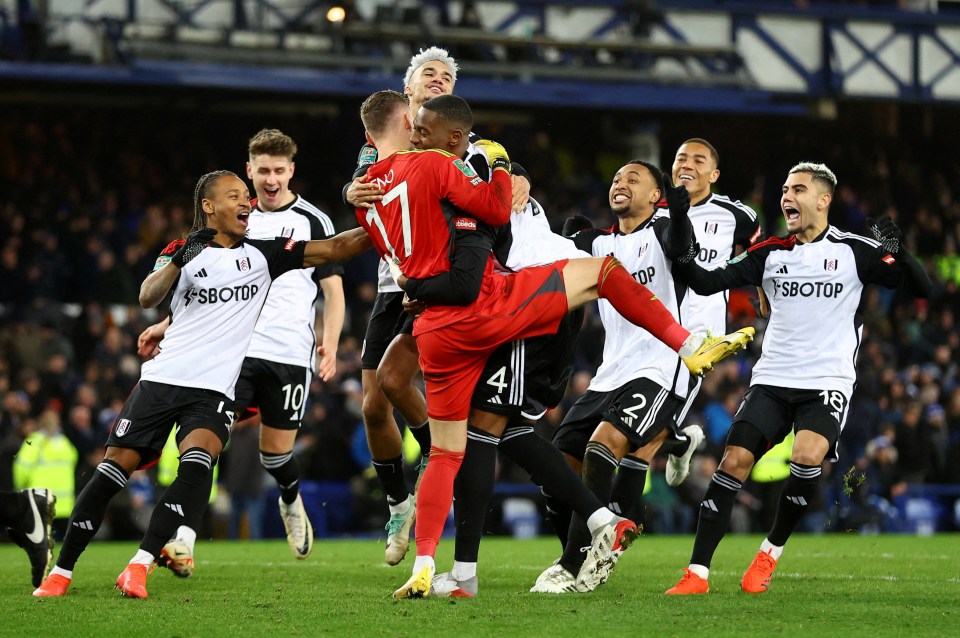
top-left (596, 256), bottom-right (689, 351)
top-left (414, 446), bottom-right (465, 557)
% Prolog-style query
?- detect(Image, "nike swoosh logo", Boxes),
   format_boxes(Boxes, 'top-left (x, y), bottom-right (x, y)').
top-left (25, 491), bottom-right (46, 545)
top-left (297, 522), bottom-right (310, 554)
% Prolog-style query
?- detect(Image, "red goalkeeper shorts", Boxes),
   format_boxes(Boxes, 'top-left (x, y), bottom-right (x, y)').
top-left (417, 260), bottom-right (570, 421)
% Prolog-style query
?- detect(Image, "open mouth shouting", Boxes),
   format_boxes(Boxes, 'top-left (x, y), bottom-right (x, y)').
top-left (783, 204), bottom-right (802, 230)
top-left (261, 186), bottom-right (281, 203)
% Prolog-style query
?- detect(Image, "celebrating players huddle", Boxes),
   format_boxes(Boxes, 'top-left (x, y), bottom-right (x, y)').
top-left (29, 46), bottom-right (930, 602)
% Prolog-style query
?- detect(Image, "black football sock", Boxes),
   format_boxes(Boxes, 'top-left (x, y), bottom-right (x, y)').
top-left (140, 448), bottom-right (214, 557)
top-left (408, 420), bottom-right (432, 459)
top-left (689, 470), bottom-right (742, 569)
top-left (372, 455), bottom-right (410, 505)
top-left (500, 422), bottom-right (605, 519)
top-left (57, 460), bottom-right (129, 570)
top-left (499, 423), bottom-right (578, 548)
top-left (543, 489), bottom-right (574, 548)
top-left (260, 450), bottom-right (301, 505)
top-left (609, 456), bottom-right (649, 525)
top-left (559, 441), bottom-right (618, 575)
top-left (452, 426), bottom-right (500, 563)
top-left (768, 462), bottom-right (822, 546)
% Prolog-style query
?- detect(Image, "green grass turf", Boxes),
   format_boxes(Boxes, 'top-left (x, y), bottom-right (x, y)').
top-left (1, 534), bottom-right (957, 637)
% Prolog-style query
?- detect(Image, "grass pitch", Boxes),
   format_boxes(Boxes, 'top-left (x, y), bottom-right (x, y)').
top-left (1, 534), bottom-right (957, 637)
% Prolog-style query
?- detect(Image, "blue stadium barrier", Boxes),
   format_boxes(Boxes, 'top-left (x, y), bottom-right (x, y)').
top-left (262, 481), bottom-right (354, 539)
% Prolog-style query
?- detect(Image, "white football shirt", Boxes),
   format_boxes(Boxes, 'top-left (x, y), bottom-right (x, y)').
top-left (466, 143), bottom-right (588, 270)
top-left (244, 195), bottom-right (340, 369)
top-left (686, 226), bottom-right (903, 396)
top-left (663, 193), bottom-right (760, 336)
top-left (142, 238), bottom-right (305, 399)
top-left (574, 216), bottom-right (690, 396)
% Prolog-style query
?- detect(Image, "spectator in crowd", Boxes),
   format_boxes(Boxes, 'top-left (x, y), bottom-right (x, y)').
top-left (12, 408), bottom-right (78, 538)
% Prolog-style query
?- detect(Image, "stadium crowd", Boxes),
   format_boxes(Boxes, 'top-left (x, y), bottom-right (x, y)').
top-left (1, 100), bottom-right (958, 545)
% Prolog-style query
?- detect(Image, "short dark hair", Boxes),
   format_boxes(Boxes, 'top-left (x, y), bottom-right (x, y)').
top-left (248, 128), bottom-right (297, 159)
top-left (681, 138), bottom-right (720, 167)
top-left (360, 90), bottom-right (410, 137)
top-left (421, 94), bottom-right (474, 132)
top-left (626, 159), bottom-right (664, 192)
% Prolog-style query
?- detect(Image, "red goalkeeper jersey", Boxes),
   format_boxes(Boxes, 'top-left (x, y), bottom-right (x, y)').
top-left (356, 148), bottom-right (512, 333)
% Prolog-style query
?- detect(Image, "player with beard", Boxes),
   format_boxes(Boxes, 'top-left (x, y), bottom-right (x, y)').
top-left (532, 160), bottom-right (754, 593)
top-left (607, 138), bottom-right (762, 531)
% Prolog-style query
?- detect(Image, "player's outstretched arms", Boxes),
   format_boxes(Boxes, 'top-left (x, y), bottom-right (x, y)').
top-left (140, 264), bottom-right (180, 309)
top-left (303, 227), bottom-right (373, 266)
top-left (140, 228), bottom-right (218, 307)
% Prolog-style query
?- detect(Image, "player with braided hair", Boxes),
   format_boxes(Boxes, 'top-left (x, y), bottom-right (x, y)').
top-left (33, 170), bottom-right (370, 599)
top-left (137, 129), bottom-right (345, 570)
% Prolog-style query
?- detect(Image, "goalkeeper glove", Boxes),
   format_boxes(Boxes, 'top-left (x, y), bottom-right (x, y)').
top-left (867, 215), bottom-right (902, 254)
top-left (172, 228), bottom-right (218, 268)
top-left (475, 139), bottom-right (511, 173)
top-left (662, 172), bottom-right (690, 216)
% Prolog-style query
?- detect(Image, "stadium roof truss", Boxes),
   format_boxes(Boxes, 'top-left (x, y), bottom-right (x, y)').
top-left (4, 0), bottom-right (960, 110)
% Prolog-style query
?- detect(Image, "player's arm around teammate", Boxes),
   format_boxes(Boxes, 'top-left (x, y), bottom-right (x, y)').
top-left (356, 91), bottom-right (758, 599)
top-left (343, 48), bottom-right (531, 568)
top-left (665, 163), bottom-right (931, 596)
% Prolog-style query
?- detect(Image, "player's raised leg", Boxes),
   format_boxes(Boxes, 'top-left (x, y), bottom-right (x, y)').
top-left (560, 257), bottom-right (753, 374)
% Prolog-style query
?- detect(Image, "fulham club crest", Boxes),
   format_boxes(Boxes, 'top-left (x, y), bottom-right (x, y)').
top-left (236, 257), bottom-right (251, 272)
top-left (824, 259), bottom-right (838, 271)
top-left (704, 222), bottom-right (718, 235)
top-left (116, 419), bottom-right (131, 437)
